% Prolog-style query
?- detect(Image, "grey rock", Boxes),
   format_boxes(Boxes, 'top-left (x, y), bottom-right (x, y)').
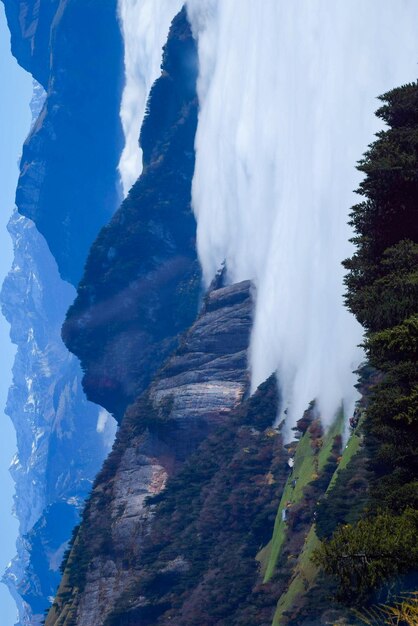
top-left (150, 280), bottom-right (253, 427)
top-left (48, 280), bottom-right (253, 626)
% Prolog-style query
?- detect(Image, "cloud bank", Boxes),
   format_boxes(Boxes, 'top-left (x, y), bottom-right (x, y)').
top-left (186, 0), bottom-right (418, 435)
top-left (118, 0), bottom-right (184, 195)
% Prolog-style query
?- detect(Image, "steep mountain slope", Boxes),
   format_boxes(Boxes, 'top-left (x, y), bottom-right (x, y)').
top-left (316, 82), bottom-right (418, 606)
top-left (62, 9), bottom-right (201, 420)
top-left (0, 211), bottom-right (115, 626)
top-left (3, 3), bottom-right (417, 626)
top-left (101, 376), bottom-right (284, 626)
top-left (2, 0), bottom-right (124, 284)
top-left (46, 280), bottom-right (253, 626)
top-left (1, 6), bottom-right (201, 623)
top-left (47, 306), bottom-right (367, 626)
top-left (46, 78), bottom-right (418, 626)
top-left (1, 1), bottom-right (123, 622)
top-left (1, 0), bottom-right (58, 87)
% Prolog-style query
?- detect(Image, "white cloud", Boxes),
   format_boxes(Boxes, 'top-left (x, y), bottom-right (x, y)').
top-left (96, 409), bottom-right (117, 450)
top-left (186, 0), bottom-right (418, 436)
top-left (118, 0), bottom-right (184, 195)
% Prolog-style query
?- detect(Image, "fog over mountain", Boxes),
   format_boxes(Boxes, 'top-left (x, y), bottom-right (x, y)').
top-left (2, 2), bottom-right (418, 624)
top-left (118, 0), bottom-right (184, 194)
top-left (186, 0), bottom-right (418, 433)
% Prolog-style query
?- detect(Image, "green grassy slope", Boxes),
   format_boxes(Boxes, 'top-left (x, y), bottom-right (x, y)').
top-left (271, 420), bottom-right (362, 626)
top-left (263, 412), bottom-right (344, 583)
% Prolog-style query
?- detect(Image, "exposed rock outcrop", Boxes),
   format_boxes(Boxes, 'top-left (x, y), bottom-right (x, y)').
top-left (149, 280), bottom-right (253, 453)
top-left (46, 280), bottom-right (253, 626)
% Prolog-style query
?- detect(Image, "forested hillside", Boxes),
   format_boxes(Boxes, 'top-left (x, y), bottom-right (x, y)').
top-left (315, 82), bottom-right (418, 613)
top-left (45, 79), bottom-right (418, 626)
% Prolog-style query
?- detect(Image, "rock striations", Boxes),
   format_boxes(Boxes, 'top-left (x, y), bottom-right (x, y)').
top-left (1, 0), bottom-right (58, 87)
top-left (149, 281), bottom-right (253, 444)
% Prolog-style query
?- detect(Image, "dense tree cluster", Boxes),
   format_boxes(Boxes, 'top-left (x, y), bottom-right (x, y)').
top-left (317, 82), bottom-right (418, 602)
top-left (104, 377), bottom-right (286, 626)
top-left (314, 508), bottom-right (418, 604)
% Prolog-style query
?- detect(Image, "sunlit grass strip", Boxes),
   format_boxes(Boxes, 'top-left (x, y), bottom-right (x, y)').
top-left (272, 526), bottom-right (320, 626)
top-left (262, 429), bottom-right (315, 582)
top-left (271, 413), bottom-right (360, 625)
top-left (263, 411), bottom-right (344, 583)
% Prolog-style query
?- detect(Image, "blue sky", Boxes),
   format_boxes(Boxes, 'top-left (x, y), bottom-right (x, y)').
top-left (0, 6), bottom-right (32, 624)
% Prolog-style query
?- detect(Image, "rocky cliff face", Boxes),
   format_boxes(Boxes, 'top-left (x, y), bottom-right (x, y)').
top-left (46, 280), bottom-right (253, 626)
top-left (148, 280), bottom-right (253, 451)
top-left (1, 6), bottom-right (383, 626)
top-left (63, 9), bottom-right (201, 420)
